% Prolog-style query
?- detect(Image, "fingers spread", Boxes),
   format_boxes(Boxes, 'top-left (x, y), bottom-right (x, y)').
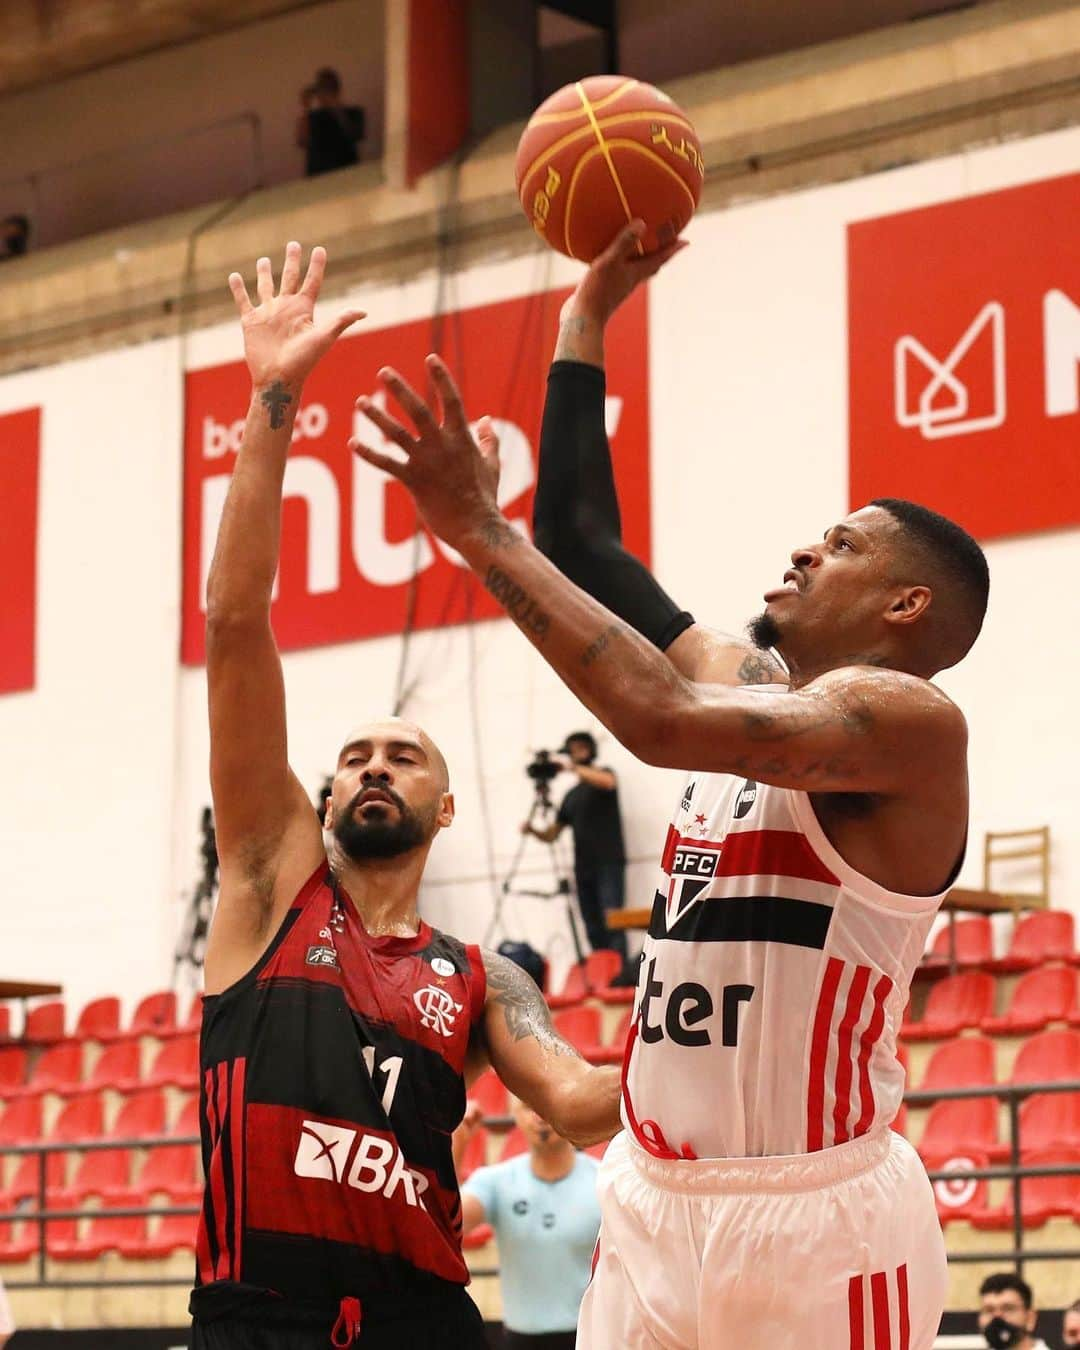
top-left (355, 395), bottom-right (416, 453)
top-left (425, 355), bottom-right (468, 431)
top-left (255, 255), bottom-right (274, 303)
top-left (300, 245), bottom-right (328, 299)
top-left (279, 240), bottom-right (302, 295)
top-left (379, 367), bottom-right (437, 438)
top-left (350, 438), bottom-right (408, 481)
top-left (228, 272), bottom-right (254, 316)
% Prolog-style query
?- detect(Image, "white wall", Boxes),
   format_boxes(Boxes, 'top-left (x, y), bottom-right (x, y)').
top-left (1, 123), bottom-right (1077, 1019)
top-left (0, 0), bottom-right (383, 247)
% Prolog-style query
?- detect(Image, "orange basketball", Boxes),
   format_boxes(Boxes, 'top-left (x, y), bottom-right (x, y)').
top-left (515, 75), bottom-right (704, 261)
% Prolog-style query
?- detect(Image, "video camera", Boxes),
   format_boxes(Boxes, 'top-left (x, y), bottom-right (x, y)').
top-left (525, 749), bottom-right (561, 785)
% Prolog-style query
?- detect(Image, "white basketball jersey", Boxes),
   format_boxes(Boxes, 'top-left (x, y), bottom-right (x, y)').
top-left (621, 769), bottom-right (946, 1160)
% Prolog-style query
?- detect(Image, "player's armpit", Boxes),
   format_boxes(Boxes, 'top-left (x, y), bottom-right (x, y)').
top-left (665, 623), bottom-right (789, 688)
top-left (636, 666), bottom-right (966, 795)
top-left (480, 953), bottom-right (621, 1147)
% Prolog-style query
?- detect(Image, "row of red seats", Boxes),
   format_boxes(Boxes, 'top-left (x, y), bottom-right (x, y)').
top-left (0, 1091), bottom-right (198, 1209)
top-left (546, 951), bottom-right (634, 1010)
top-left (902, 968), bottom-right (1079, 1039)
top-left (0, 992), bottom-right (200, 1047)
top-left (923, 911), bottom-right (1077, 972)
top-left (912, 1031), bottom-right (1080, 1162)
top-left (0, 1034), bottom-right (198, 1099)
top-left (931, 1145), bottom-right (1080, 1228)
top-left (0, 1205), bottom-right (198, 1262)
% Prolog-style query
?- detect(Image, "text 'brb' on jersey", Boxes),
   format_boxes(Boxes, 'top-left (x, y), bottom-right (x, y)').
top-left (622, 772), bottom-right (947, 1160)
top-left (191, 866), bottom-right (486, 1316)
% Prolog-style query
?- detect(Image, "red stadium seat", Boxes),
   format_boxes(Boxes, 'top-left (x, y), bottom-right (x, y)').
top-left (172, 1094), bottom-right (200, 1137)
top-left (119, 1209), bottom-right (198, 1259)
top-left (24, 1000), bottom-right (65, 1044)
top-left (51, 1092), bottom-right (105, 1143)
top-left (6, 1042), bottom-right (82, 1097)
top-left (982, 967), bottom-right (1077, 1035)
top-left (585, 950), bottom-right (622, 992)
top-left (1011, 1029), bottom-right (1080, 1086)
top-left (55, 1147), bottom-right (132, 1205)
top-left (462, 1222), bottom-right (494, 1251)
top-left (143, 1035), bottom-right (199, 1090)
top-left (925, 917), bottom-right (992, 969)
top-left (0, 1046), bottom-right (28, 1092)
top-left (111, 991), bottom-right (177, 1041)
top-left (0, 1096), bottom-right (44, 1145)
top-left (0, 1094), bottom-right (104, 1207)
top-left (1015, 1092), bottom-right (1080, 1153)
top-left (0, 1005), bottom-right (11, 1041)
top-left (917, 1094), bottom-right (999, 1160)
top-left (553, 1006), bottom-right (603, 1058)
top-left (70, 997), bottom-right (121, 1043)
top-left (468, 1070), bottom-right (508, 1122)
top-left (901, 972), bottom-right (995, 1040)
top-left (591, 1008), bottom-right (633, 1066)
top-left (0, 1149), bottom-right (66, 1208)
top-left (0, 1217), bottom-right (36, 1263)
top-left (988, 910), bottom-right (1076, 973)
top-left (72, 1039), bottom-right (142, 1095)
top-left (110, 1089), bottom-right (166, 1141)
top-left (971, 1146), bottom-right (1080, 1228)
top-left (125, 1143), bottom-right (201, 1204)
top-left (498, 1128), bottom-right (528, 1162)
top-left (547, 963), bottom-right (588, 1010)
top-left (917, 1036), bottom-right (997, 1092)
top-left (49, 1196), bottom-right (146, 1260)
top-left (926, 1150), bottom-right (990, 1224)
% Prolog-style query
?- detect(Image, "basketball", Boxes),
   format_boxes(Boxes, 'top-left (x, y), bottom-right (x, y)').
top-left (515, 75), bottom-right (704, 261)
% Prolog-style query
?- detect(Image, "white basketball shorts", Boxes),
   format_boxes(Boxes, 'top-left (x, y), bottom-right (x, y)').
top-left (577, 1128), bottom-right (946, 1350)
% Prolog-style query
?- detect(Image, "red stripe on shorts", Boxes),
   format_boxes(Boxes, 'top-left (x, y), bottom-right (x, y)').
top-left (807, 957), bottom-right (844, 1151)
top-left (896, 1263), bottom-right (910, 1350)
top-left (848, 1274), bottom-right (865, 1350)
top-left (871, 1269), bottom-right (892, 1350)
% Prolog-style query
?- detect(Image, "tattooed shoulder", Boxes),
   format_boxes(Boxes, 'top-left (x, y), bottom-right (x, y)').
top-left (736, 647), bottom-right (785, 685)
top-left (482, 952), bottom-right (578, 1057)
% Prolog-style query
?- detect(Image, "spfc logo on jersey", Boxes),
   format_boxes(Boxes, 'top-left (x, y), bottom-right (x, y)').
top-left (666, 845), bottom-right (719, 927)
top-left (413, 985), bottom-right (463, 1037)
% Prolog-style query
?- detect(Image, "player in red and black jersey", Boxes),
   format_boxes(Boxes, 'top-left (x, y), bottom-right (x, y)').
top-left (192, 243), bottom-right (621, 1349)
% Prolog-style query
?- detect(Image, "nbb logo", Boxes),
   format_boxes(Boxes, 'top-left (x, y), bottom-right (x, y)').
top-left (848, 172), bottom-right (1079, 541)
top-left (0, 407), bottom-right (41, 695)
top-left (181, 289), bottom-right (650, 662)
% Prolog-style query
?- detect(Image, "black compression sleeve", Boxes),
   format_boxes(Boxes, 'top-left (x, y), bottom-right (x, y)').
top-left (534, 360), bottom-right (694, 651)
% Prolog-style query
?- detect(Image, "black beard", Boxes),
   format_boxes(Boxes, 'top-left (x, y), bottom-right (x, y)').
top-left (333, 790), bottom-right (430, 861)
top-left (747, 611), bottom-right (782, 651)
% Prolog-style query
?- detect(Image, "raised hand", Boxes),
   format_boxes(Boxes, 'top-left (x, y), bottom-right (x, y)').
top-left (228, 242), bottom-right (365, 395)
top-left (351, 356), bottom-right (503, 549)
top-left (566, 218), bottom-right (687, 328)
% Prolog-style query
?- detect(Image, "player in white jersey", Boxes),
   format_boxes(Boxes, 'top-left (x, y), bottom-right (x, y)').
top-left (350, 225), bottom-right (988, 1350)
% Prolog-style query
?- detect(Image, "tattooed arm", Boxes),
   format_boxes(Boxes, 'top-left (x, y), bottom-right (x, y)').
top-left (479, 953), bottom-right (621, 1147)
top-left (352, 358), bottom-right (965, 796)
top-left (204, 243), bottom-right (364, 994)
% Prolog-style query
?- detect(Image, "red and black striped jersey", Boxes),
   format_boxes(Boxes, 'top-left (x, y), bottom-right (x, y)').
top-left (621, 761), bottom-right (947, 1161)
top-left (189, 864), bottom-right (486, 1320)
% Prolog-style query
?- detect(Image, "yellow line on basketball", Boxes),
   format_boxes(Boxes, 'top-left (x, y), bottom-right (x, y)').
top-left (574, 80), bottom-right (643, 256)
top-left (518, 110), bottom-right (700, 198)
top-left (528, 78), bottom-right (639, 125)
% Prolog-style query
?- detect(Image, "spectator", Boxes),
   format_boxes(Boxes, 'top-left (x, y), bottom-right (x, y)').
top-left (522, 731), bottom-right (630, 973)
top-left (977, 1273), bottom-right (1051, 1349)
top-left (1, 214), bottom-right (29, 260)
top-left (295, 66), bottom-right (365, 177)
top-left (0, 1273), bottom-right (13, 1347)
top-left (1064, 1298), bottom-right (1080, 1347)
top-left (455, 1098), bottom-right (601, 1349)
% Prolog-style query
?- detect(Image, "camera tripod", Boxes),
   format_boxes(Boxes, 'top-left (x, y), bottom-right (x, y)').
top-left (484, 778), bottom-right (587, 964)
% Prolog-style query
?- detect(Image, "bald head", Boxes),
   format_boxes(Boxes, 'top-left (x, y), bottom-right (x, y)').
top-left (339, 717), bottom-right (450, 791)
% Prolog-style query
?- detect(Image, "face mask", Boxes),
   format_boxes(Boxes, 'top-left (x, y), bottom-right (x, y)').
top-left (984, 1316), bottom-right (1026, 1349)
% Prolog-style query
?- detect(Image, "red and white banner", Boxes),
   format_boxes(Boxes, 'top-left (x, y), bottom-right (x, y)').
top-left (848, 173), bottom-right (1079, 540)
top-left (181, 287), bottom-right (650, 664)
top-left (0, 406), bottom-right (41, 695)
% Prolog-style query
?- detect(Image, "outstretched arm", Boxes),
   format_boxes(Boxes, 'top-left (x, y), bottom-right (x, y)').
top-left (351, 360), bottom-right (965, 795)
top-left (480, 953), bottom-right (620, 1147)
top-left (537, 223), bottom-right (785, 689)
top-left (204, 243), bottom-right (364, 994)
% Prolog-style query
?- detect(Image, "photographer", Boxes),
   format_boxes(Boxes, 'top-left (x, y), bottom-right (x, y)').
top-left (295, 67), bottom-right (365, 177)
top-left (523, 732), bottom-right (629, 971)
